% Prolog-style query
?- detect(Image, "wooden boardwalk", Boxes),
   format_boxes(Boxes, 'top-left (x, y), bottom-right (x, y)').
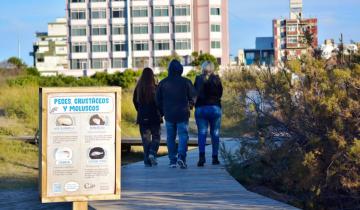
top-left (90, 141), bottom-right (299, 210)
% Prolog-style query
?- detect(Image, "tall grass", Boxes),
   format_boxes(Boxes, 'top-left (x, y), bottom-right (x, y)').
top-left (121, 89), bottom-right (140, 137)
top-left (0, 138), bottom-right (38, 189)
top-left (0, 83), bottom-right (140, 137)
top-left (0, 83), bottom-right (39, 135)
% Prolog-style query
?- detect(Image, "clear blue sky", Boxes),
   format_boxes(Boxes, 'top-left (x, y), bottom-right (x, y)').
top-left (0, 0), bottom-right (359, 65)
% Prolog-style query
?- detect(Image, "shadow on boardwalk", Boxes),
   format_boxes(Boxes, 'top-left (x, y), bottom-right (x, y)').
top-left (91, 140), bottom-right (299, 210)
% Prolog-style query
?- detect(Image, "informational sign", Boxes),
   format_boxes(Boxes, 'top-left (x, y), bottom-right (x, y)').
top-left (39, 87), bottom-right (121, 204)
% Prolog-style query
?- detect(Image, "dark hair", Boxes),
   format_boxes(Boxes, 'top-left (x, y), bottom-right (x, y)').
top-left (136, 68), bottom-right (156, 104)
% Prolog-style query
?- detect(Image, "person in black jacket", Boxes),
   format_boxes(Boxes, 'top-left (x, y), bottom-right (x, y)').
top-left (194, 61), bottom-right (223, 167)
top-left (156, 60), bottom-right (196, 169)
top-left (133, 67), bottom-right (162, 167)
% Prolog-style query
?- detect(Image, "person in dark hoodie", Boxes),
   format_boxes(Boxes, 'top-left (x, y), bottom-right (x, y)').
top-left (194, 61), bottom-right (223, 167)
top-left (156, 60), bottom-right (196, 169)
top-left (133, 67), bottom-right (162, 167)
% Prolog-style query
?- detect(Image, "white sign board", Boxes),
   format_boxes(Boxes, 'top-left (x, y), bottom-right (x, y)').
top-left (40, 87), bottom-right (121, 203)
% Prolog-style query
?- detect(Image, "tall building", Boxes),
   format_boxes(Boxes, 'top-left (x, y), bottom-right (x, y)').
top-left (273, 0), bottom-right (318, 66)
top-left (66, 0), bottom-right (229, 76)
top-left (31, 18), bottom-right (68, 75)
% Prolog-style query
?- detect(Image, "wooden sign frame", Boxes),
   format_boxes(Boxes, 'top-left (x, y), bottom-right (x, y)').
top-left (39, 87), bottom-right (121, 204)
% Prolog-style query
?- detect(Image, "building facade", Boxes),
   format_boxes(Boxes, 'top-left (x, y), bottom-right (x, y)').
top-left (273, 0), bottom-right (318, 66)
top-left (66, 0), bottom-right (229, 75)
top-left (31, 18), bottom-right (68, 75)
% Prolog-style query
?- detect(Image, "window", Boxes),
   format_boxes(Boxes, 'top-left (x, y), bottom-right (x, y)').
top-left (287, 37), bottom-right (297, 44)
top-left (71, 26), bottom-right (86, 36)
top-left (211, 41), bottom-right (221, 49)
top-left (91, 9), bottom-right (106, 19)
top-left (71, 0), bottom-right (85, 3)
top-left (175, 22), bottom-right (190, 33)
top-left (92, 42), bottom-right (107, 52)
top-left (72, 42), bottom-right (87, 53)
top-left (175, 39), bottom-right (191, 50)
top-left (211, 8), bottom-right (221, 16)
top-left (133, 57), bottom-right (149, 68)
top-left (287, 26), bottom-right (297, 32)
top-left (154, 40), bottom-right (170, 51)
top-left (91, 0), bottom-right (106, 2)
top-left (92, 25), bottom-right (107, 35)
top-left (112, 25), bottom-right (126, 35)
top-left (113, 42), bottom-right (126, 51)
top-left (92, 59), bottom-right (107, 69)
top-left (154, 6), bottom-right (168, 17)
top-left (132, 7), bottom-right (148, 17)
top-left (71, 10), bottom-right (86, 19)
top-left (175, 5), bottom-right (190, 16)
top-left (154, 23), bottom-right (169, 33)
top-left (71, 59), bottom-right (87, 69)
top-left (132, 24), bottom-right (148, 34)
top-left (211, 24), bottom-right (221, 32)
top-left (112, 58), bottom-right (127, 68)
top-left (133, 41), bottom-right (148, 51)
top-left (113, 8), bottom-right (125, 18)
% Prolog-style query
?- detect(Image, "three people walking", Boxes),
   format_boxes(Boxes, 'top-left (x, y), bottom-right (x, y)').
top-left (133, 60), bottom-right (223, 169)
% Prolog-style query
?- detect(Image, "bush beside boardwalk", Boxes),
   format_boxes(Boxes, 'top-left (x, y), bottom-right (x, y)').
top-left (222, 51), bottom-right (360, 210)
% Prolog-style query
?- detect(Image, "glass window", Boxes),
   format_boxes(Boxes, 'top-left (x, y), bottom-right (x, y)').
top-left (92, 59), bottom-right (107, 69)
top-left (175, 5), bottom-right (190, 16)
top-left (113, 8), bottom-right (125, 18)
top-left (154, 6), bottom-right (168, 17)
top-left (112, 25), bottom-right (126, 35)
top-left (211, 24), bottom-right (221, 32)
top-left (154, 23), bottom-right (169, 33)
top-left (72, 42), bottom-right (87, 53)
top-left (175, 39), bottom-right (191, 50)
top-left (92, 42), bottom-right (108, 52)
top-left (132, 7), bottom-right (148, 17)
top-left (113, 42), bottom-right (126, 51)
top-left (175, 22), bottom-right (190, 33)
top-left (91, 9), bottom-right (106, 19)
top-left (112, 58), bottom-right (127, 68)
top-left (92, 25), bottom-right (107, 35)
top-left (154, 40), bottom-right (170, 51)
top-left (71, 10), bottom-right (86, 19)
top-left (132, 24), bottom-right (148, 34)
top-left (211, 8), bottom-right (221, 16)
top-left (211, 41), bottom-right (221, 49)
top-left (71, 26), bottom-right (87, 36)
top-left (133, 41), bottom-right (149, 51)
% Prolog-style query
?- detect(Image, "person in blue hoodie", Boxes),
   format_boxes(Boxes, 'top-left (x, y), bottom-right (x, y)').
top-left (156, 60), bottom-right (196, 169)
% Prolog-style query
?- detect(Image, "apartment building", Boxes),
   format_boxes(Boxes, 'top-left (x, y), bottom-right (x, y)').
top-left (273, 0), bottom-right (318, 66)
top-left (31, 18), bottom-right (68, 75)
top-left (66, 0), bottom-right (229, 75)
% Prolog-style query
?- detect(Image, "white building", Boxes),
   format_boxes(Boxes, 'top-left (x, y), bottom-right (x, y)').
top-left (66, 0), bottom-right (229, 76)
top-left (31, 18), bottom-right (68, 76)
top-left (320, 39), bottom-right (358, 60)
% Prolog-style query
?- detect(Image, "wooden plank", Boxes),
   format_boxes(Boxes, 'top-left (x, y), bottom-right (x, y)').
top-left (90, 141), bottom-right (299, 210)
top-left (73, 201), bottom-right (88, 210)
top-left (115, 89), bottom-right (122, 198)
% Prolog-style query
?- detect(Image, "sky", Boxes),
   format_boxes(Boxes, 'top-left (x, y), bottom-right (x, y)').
top-left (0, 0), bottom-right (359, 65)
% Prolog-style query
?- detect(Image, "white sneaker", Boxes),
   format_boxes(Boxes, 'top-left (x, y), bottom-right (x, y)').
top-left (169, 163), bottom-right (177, 168)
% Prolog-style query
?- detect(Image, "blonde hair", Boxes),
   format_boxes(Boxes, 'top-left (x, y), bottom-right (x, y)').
top-left (201, 61), bottom-right (215, 77)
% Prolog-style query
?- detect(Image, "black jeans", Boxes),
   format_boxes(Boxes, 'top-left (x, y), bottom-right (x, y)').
top-left (139, 124), bottom-right (161, 165)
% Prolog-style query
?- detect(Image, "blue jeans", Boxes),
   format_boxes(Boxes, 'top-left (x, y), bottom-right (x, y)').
top-left (165, 121), bottom-right (189, 164)
top-left (195, 106), bottom-right (222, 156)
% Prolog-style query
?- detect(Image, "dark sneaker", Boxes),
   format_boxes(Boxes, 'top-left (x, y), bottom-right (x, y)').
top-left (149, 154), bottom-right (158, 166)
top-left (177, 159), bottom-right (188, 169)
top-left (212, 155), bottom-right (220, 165)
top-left (144, 163), bottom-right (152, 167)
top-left (197, 153), bottom-right (206, 167)
top-left (169, 163), bottom-right (177, 168)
